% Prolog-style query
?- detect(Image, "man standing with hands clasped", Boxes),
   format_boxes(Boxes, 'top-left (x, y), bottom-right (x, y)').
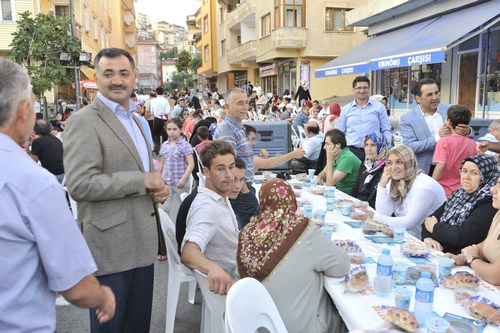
top-left (64, 48), bottom-right (169, 333)
top-left (0, 58), bottom-right (115, 332)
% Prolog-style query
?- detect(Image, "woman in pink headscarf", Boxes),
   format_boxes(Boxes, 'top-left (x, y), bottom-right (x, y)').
top-left (321, 102), bottom-right (341, 133)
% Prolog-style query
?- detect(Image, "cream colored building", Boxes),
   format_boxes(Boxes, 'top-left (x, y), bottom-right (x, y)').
top-left (215, 0), bottom-right (369, 100)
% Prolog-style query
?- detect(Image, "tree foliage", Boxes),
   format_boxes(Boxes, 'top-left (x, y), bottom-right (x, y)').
top-left (176, 50), bottom-right (192, 73)
top-left (169, 71), bottom-right (192, 90)
top-left (189, 53), bottom-right (201, 74)
top-left (10, 11), bottom-right (81, 97)
top-left (160, 47), bottom-right (178, 60)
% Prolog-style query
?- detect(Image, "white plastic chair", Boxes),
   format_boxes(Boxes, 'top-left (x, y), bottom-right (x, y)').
top-left (225, 277), bottom-right (288, 333)
top-left (297, 125), bottom-right (307, 139)
top-left (159, 210), bottom-right (197, 333)
top-left (193, 269), bottom-right (226, 333)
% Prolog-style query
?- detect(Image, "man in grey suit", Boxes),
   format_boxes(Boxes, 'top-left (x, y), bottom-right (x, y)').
top-left (64, 48), bottom-right (169, 333)
top-left (400, 78), bottom-right (469, 174)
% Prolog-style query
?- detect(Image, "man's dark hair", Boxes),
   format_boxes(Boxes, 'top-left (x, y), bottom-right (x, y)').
top-left (94, 48), bottom-right (135, 72)
top-left (156, 87), bottom-right (164, 96)
top-left (34, 119), bottom-right (53, 136)
top-left (414, 78), bottom-right (436, 97)
top-left (284, 97), bottom-right (291, 103)
top-left (196, 126), bottom-right (210, 140)
top-left (200, 140), bottom-right (235, 169)
top-left (352, 76), bottom-right (370, 88)
top-left (306, 122), bottom-right (320, 135)
top-left (234, 157), bottom-right (246, 170)
top-left (130, 92), bottom-right (136, 98)
top-left (193, 110), bottom-right (203, 119)
top-left (325, 128), bottom-right (347, 149)
top-left (243, 124), bottom-right (256, 136)
top-left (447, 105), bottom-right (472, 129)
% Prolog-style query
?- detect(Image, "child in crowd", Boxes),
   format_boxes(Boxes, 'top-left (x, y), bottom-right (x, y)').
top-left (432, 105), bottom-right (477, 198)
top-left (159, 118), bottom-right (195, 222)
top-left (194, 126), bottom-right (211, 155)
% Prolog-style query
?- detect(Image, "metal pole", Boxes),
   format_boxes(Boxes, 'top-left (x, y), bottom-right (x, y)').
top-left (69, 0), bottom-right (81, 111)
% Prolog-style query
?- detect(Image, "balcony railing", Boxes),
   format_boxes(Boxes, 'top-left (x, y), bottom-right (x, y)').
top-left (225, 40), bottom-right (256, 65)
top-left (271, 27), bottom-right (306, 49)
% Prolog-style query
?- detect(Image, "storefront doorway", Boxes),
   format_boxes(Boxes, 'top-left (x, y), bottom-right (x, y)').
top-left (458, 52), bottom-right (478, 112)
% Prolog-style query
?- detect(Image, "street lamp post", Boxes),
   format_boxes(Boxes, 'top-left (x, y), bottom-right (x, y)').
top-left (68, 0), bottom-right (81, 110)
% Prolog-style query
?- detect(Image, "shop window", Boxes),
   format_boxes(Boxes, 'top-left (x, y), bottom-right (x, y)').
top-left (478, 27), bottom-right (500, 112)
top-left (274, 0), bottom-right (305, 28)
top-left (325, 8), bottom-right (353, 32)
top-left (261, 13), bottom-right (271, 38)
top-left (0, 0), bottom-right (12, 21)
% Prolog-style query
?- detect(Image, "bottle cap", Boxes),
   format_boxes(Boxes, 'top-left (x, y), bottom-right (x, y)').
top-left (382, 248), bottom-right (390, 255)
top-left (421, 271), bottom-right (431, 278)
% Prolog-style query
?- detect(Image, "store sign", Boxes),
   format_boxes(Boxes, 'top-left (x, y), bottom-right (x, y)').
top-left (370, 50), bottom-right (445, 70)
top-left (259, 64), bottom-right (277, 77)
top-left (315, 63), bottom-right (369, 78)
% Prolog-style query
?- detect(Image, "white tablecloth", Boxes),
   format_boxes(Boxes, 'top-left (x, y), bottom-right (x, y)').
top-left (255, 181), bottom-right (500, 332)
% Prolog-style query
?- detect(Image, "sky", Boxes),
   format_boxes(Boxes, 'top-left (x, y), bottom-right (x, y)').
top-left (135, 0), bottom-right (201, 28)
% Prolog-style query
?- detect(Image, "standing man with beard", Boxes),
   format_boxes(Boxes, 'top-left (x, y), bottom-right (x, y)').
top-left (64, 48), bottom-right (169, 333)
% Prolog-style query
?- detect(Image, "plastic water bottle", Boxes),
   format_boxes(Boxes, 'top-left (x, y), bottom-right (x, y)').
top-left (414, 271), bottom-right (435, 326)
top-left (374, 248), bottom-right (393, 297)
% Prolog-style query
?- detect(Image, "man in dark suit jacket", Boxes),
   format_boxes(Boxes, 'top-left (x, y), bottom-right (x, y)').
top-left (64, 48), bottom-right (169, 333)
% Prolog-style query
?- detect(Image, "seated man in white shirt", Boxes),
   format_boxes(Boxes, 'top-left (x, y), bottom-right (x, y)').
top-left (181, 140), bottom-right (239, 295)
top-left (291, 121), bottom-right (324, 174)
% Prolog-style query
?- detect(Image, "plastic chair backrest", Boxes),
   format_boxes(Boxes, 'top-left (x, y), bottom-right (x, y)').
top-left (297, 125), bottom-right (307, 139)
top-left (225, 277), bottom-right (288, 333)
top-left (193, 269), bottom-right (226, 333)
top-left (159, 210), bottom-right (192, 276)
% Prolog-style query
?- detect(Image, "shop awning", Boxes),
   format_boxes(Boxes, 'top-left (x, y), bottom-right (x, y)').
top-left (80, 67), bottom-right (94, 80)
top-left (315, 1), bottom-right (500, 78)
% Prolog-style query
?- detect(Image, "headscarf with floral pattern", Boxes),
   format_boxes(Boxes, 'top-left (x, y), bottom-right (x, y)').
top-left (237, 178), bottom-right (308, 281)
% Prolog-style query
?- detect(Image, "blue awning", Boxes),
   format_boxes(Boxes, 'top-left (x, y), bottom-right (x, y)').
top-left (315, 1), bottom-right (500, 78)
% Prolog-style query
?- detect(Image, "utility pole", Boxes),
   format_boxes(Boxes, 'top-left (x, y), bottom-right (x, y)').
top-left (69, 0), bottom-right (82, 111)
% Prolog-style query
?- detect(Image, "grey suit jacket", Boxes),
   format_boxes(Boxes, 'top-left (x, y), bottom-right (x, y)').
top-left (64, 97), bottom-right (163, 276)
top-left (399, 104), bottom-right (450, 174)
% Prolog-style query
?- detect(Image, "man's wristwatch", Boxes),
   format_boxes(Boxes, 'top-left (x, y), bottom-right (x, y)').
top-left (466, 255), bottom-right (479, 266)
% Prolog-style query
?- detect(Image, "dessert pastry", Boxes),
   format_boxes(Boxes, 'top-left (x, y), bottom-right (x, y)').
top-left (350, 209), bottom-right (369, 220)
top-left (384, 308), bottom-right (419, 332)
top-left (442, 271), bottom-right (479, 290)
top-left (309, 187), bottom-right (326, 195)
top-left (466, 297), bottom-right (500, 324)
top-left (401, 243), bottom-right (431, 257)
top-left (345, 266), bottom-right (370, 292)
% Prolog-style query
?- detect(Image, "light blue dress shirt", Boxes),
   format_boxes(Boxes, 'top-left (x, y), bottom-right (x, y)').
top-left (0, 133), bottom-right (96, 332)
top-left (337, 99), bottom-right (392, 148)
top-left (97, 92), bottom-right (151, 172)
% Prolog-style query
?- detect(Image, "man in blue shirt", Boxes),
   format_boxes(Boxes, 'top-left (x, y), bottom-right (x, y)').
top-left (214, 88), bottom-right (258, 229)
top-left (293, 99), bottom-right (312, 133)
top-left (338, 76), bottom-right (392, 161)
top-left (0, 58), bottom-right (115, 332)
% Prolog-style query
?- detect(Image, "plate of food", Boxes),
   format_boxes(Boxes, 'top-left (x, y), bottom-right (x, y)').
top-left (309, 186), bottom-right (326, 195)
top-left (334, 199), bottom-right (354, 210)
top-left (442, 271), bottom-right (479, 290)
top-left (401, 242), bottom-right (431, 258)
top-left (465, 296), bottom-right (500, 325)
top-left (383, 307), bottom-right (419, 332)
top-left (345, 266), bottom-right (370, 292)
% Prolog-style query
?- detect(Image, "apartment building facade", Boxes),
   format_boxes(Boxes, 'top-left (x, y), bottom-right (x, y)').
top-left (214, 0), bottom-right (369, 100)
top-left (317, 0), bottom-right (500, 117)
top-left (196, 0), bottom-right (219, 90)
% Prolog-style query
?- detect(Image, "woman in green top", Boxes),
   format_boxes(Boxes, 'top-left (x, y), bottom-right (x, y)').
top-left (318, 129), bottom-right (361, 193)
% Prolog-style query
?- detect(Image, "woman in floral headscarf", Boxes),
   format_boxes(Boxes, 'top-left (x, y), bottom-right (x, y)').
top-left (350, 132), bottom-right (391, 208)
top-left (237, 178), bottom-right (350, 333)
top-left (422, 154), bottom-right (499, 254)
top-left (361, 145), bottom-right (446, 238)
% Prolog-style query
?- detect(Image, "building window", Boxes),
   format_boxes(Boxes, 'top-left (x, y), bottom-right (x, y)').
top-left (261, 13), bottom-right (271, 37)
top-left (1, 0), bottom-right (13, 21)
top-left (151, 56), bottom-right (155, 63)
top-left (325, 8), bottom-right (354, 31)
top-left (151, 46), bottom-right (155, 52)
top-left (274, 0), bottom-right (305, 28)
top-left (203, 15), bottom-right (209, 34)
top-left (101, 24), bottom-right (105, 49)
top-left (55, 5), bottom-right (70, 18)
top-left (204, 45), bottom-right (209, 62)
top-left (220, 7), bottom-right (225, 23)
top-left (220, 39), bottom-right (226, 56)
top-left (93, 15), bottom-right (98, 40)
top-left (83, 4), bottom-right (90, 32)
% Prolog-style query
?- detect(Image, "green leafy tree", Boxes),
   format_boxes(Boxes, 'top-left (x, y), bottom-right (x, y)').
top-left (160, 47), bottom-right (178, 60)
top-left (10, 11), bottom-right (81, 97)
top-left (189, 53), bottom-right (201, 73)
top-left (176, 50), bottom-right (192, 73)
top-left (170, 71), bottom-right (192, 90)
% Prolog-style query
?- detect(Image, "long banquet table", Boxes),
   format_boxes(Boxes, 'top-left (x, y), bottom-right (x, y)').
top-left (255, 179), bottom-right (500, 332)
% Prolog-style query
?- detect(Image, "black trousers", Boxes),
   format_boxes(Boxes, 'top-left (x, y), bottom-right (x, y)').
top-left (89, 264), bottom-right (154, 333)
top-left (152, 117), bottom-right (166, 153)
